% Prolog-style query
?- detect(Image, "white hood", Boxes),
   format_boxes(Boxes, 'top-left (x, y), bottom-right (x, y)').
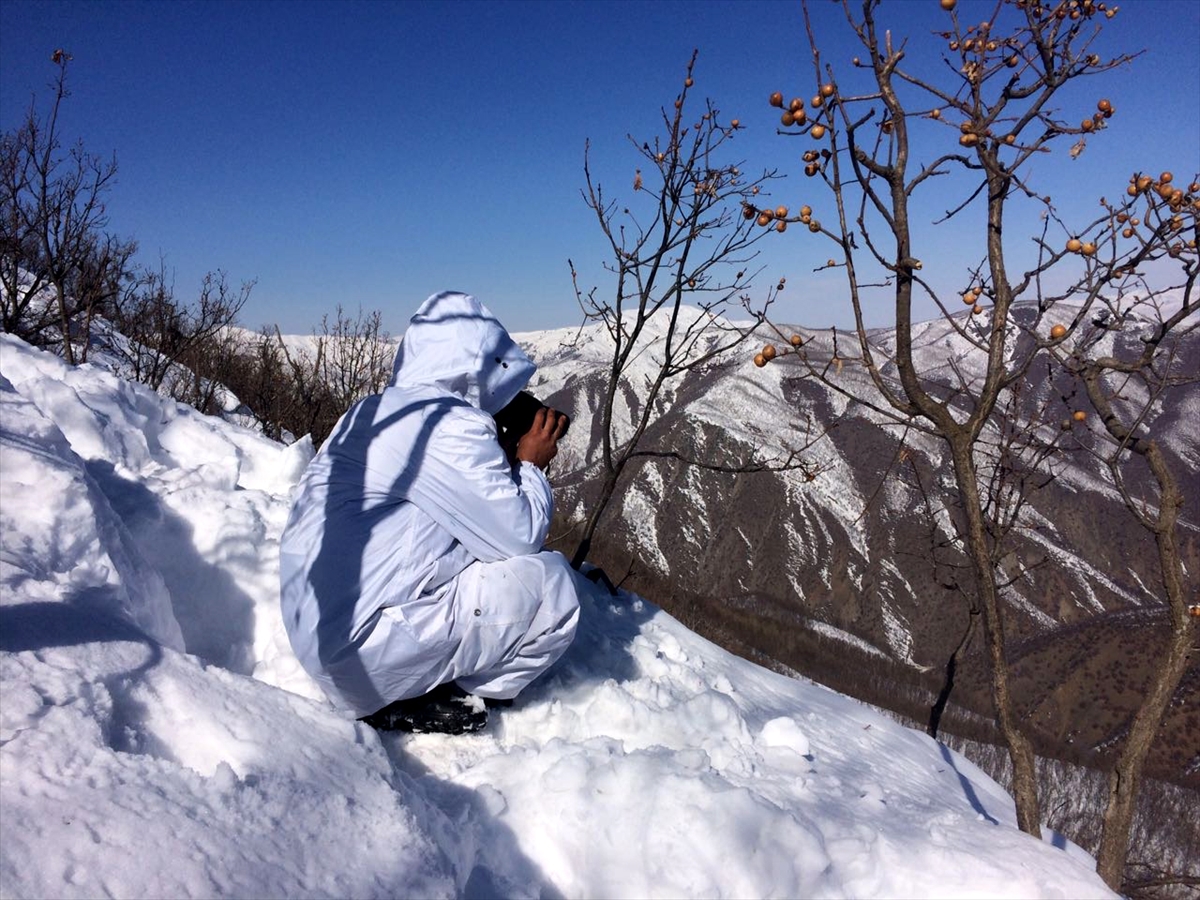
top-left (390, 292), bottom-right (535, 415)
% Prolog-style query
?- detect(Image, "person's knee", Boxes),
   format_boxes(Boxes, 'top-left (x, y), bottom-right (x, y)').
top-left (533, 551), bottom-right (581, 620)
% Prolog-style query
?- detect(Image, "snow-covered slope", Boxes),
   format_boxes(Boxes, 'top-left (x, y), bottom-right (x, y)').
top-left (0, 333), bottom-right (1115, 898)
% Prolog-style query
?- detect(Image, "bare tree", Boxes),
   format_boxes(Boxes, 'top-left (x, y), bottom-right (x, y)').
top-left (312, 305), bottom-right (393, 415)
top-left (0, 50), bottom-right (124, 362)
top-left (1057, 272), bottom-right (1198, 886)
top-left (218, 326), bottom-right (290, 441)
top-left (108, 263), bottom-right (253, 402)
top-left (757, 0), bottom-right (1195, 858)
top-left (226, 305), bottom-right (393, 447)
top-left (569, 51), bottom-right (824, 571)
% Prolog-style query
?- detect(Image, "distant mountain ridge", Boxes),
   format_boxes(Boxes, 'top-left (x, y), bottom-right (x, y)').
top-left (512, 304), bottom-right (1200, 785)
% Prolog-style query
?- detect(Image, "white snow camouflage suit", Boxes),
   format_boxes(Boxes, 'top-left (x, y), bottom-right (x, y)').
top-left (279, 292), bottom-right (581, 716)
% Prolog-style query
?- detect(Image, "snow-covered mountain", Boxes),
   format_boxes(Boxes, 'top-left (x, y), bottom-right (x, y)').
top-left (0, 332), bottom-right (1118, 896)
top-left (512, 305), bottom-right (1200, 784)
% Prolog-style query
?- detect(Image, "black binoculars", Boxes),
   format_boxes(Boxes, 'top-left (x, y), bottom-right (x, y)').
top-left (493, 391), bottom-right (570, 461)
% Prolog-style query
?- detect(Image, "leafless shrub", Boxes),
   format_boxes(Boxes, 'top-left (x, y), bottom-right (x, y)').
top-left (0, 50), bottom-right (126, 362)
top-left (107, 263), bottom-right (253, 404)
top-left (568, 51), bottom-right (825, 570)
top-left (215, 305), bottom-right (392, 447)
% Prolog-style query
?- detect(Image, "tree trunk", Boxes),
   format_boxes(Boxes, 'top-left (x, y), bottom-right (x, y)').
top-left (570, 465), bottom-right (624, 570)
top-left (928, 608), bottom-right (979, 740)
top-left (55, 281), bottom-right (76, 365)
top-left (1094, 443), bottom-right (1195, 889)
top-left (950, 439), bottom-right (1042, 837)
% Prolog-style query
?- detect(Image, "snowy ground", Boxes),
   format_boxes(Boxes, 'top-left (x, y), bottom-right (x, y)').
top-left (0, 333), bottom-right (1116, 899)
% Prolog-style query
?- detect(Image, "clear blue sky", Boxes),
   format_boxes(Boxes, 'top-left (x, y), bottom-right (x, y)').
top-left (2, 0), bottom-right (1197, 337)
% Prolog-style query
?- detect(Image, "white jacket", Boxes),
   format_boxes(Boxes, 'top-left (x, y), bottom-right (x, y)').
top-left (279, 292), bottom-right (560, 715)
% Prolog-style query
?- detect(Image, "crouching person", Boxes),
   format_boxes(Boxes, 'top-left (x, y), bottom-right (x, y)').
top-left (279, 291), bottom-right (581, 734)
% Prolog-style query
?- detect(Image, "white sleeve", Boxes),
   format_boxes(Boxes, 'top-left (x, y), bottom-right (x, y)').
top-left (401, 406), bottom-right (553, 562)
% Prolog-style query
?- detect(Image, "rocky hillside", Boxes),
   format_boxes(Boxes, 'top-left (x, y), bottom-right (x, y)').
top-left (515, 305), bottom-right (1200, 785)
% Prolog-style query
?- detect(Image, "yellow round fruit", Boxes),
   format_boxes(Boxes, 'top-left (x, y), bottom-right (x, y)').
top-left (1050, 324), bottom-right (1067, 339)
top-left (1066, 238), bottom-right (1082, 253)
top-left (769, 91), bottom-right (784, 108)
top-left (753, 353), bottom-right (767, 368)
top-left (763, 344), bottom-right (777, 361)
top-left (941, 0), bottom-right (957, 10)
top-left (1097, 98), bottom-right (1112, 113)
top-left (757, 212), bottom-right (773, 227)
top-left (775, 220), bottom-right (787, 233)
top-left (800, 205), bottom-right (812, 217)
top-left (1073, 410), bottom-right (1088, 422)
top-left (775, 205), bottom-right (789, 218)
top-left (810, 124), bottom-right (827, 139)
top-left (1080, 242), bottom-right (1096, 256)
top-left (781, 111), bottom-right (796, 127)
top-left (791, 334), bottom-right (804, 347)
top-left (820, 83), bottom-right (835, 97)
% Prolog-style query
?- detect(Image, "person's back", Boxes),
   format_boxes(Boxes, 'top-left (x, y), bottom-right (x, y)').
top-left (279, 292), bottom-right (580, 730)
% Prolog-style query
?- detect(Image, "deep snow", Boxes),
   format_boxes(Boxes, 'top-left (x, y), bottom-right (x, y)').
top-left (0, 333), bottom-right (1116, 898)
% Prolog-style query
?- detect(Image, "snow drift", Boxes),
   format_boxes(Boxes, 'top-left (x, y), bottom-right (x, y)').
top-left (0, 333), bottom-right (1115, 898)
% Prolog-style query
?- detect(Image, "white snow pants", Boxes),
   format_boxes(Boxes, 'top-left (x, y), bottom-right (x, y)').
top-left (389, 550), bottom-right (581, 701)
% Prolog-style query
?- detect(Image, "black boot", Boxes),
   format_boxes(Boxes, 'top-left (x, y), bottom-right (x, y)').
top-left (360, 682), bottom-right (488, 734)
